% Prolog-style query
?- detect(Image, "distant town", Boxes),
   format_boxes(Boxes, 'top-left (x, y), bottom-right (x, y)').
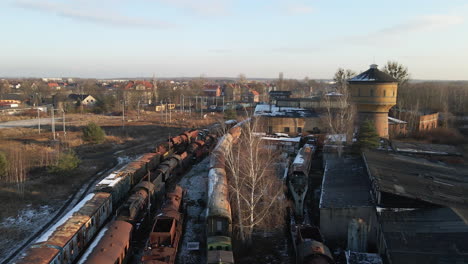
top-left (1, 62), bottom-right (467, 264)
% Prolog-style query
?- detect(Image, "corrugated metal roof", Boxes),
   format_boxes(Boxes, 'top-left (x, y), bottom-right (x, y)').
top-left (364, 150), bottom-right (468, 208)
top-left (379, 208), bottom-right (468, 263)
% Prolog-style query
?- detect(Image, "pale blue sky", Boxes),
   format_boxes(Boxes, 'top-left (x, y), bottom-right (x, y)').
top-left (1, 0), bottom-right (467, 79)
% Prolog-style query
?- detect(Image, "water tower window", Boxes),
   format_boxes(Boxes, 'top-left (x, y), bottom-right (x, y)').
top-left (384, 90), bottom-right (386, 97)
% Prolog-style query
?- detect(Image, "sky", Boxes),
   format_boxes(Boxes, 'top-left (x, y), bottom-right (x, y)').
top-left (0, 0), bottom-right (467, 80)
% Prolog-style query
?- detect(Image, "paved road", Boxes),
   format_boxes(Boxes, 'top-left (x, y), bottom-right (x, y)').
top-left (0, 118), bottom-right (62, 128)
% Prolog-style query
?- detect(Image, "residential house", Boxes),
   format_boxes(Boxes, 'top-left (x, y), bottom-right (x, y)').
top-left (68, 94), bottom-right (97, 107)
top-left (203, 84), bottom-right (222, 97)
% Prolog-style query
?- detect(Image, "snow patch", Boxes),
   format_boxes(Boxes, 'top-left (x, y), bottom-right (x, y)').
top-left (36, 193), bottom-right (95, 242)
top-left (0, 205), bottom-right (53, 230)
top-left (77, 226), bottom-right (109, 264)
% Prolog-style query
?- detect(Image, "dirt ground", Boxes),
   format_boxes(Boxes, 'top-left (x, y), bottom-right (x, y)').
top-left (0, 111), bottom-right (223, 262)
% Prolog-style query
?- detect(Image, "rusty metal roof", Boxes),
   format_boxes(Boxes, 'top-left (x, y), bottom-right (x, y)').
top-left (79, 220), bottom-right (133, 264)
top-left (15, 247), bottom-right (59, 264)
top-left (39, 193), bottom-right (111, 247)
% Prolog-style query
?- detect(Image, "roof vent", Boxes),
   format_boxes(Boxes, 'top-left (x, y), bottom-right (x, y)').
top-left (370, 64), bottom-right (378, 69)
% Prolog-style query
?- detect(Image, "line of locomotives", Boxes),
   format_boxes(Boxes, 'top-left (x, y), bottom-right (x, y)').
top-left (15, 120), bottom-right (238, 264)
top-left (287, 141), bottom-right (334, 264)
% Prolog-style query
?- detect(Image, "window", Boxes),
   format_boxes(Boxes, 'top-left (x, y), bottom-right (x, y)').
top-left (384, 90), bottom-right (386, 97)
top-left (358, 88), bottom-right (361, 96)
top-left (216, 220), bottom-right (223, 231)
top-left (284, 127), bottom-right (290, 133)
top-left (297, 127), bottom-right (302, 133)
top-left (268, 126), bottom-right (272, 134)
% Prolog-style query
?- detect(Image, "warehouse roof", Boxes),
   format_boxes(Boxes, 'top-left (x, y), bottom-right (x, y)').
top-left (364, 150), bottom-right (468, 208)
top-left (254, 104), bottom-right (318, 118)
top-left (319, 154), bottom-right (374, 208)
top-left (379, 207), bottom-right (468, 263)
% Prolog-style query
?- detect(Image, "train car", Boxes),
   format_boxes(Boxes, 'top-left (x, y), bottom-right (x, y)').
top-left (205, 131), bottom-right (240, 264)
top-left (288, 144), bottom-right (314, 219)
top-left (295, 225), bottom-right (334, 264)
top-left (141, 186), bottom-right (184, 264)
top-left (16, 125), bottom-right (222, 264)
top-left (206, 167), bottom-right (234, 264)
top-left (156, 153), bottom-right (187, 182)
top-left (16, 193), bottom-right (112, 264)
top-left (116, 181), bottom-right (155, 224)
top-left (78, 221), bottom-right (133, 264)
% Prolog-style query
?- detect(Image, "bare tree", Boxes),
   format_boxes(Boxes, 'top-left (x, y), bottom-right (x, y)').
top-left (383, 61), bottom-right (410, 87)
top-left (333, 68), bottom-right (355, 91)
top-left (321, 69), bottom-right (356, 156)
top-left (225, 119), bottom-right (286, 245)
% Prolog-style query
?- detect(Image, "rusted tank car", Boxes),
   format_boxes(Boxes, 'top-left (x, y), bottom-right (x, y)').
top-left (77, 221), bottom-right (133, 264)
top-left (294, 225), bottom-right (334, 264)
top-left (141, 186), bottom-right (185, 264)
top-left (288, 144), bottom-right (314, 219)
top-left (205, 125), bottom-right (244, 264)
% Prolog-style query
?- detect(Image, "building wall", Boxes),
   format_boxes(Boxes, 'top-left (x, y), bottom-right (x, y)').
top-left (391, 111), bottom-right (439, 133)
top-left (320, 207), bottom-right (377, 250)
top-left (418, 112), bottom-right (438, 131)
top-left (388, 122), bottom-right (408, 138)
top-left (255, 116), bottom-right (323, 135)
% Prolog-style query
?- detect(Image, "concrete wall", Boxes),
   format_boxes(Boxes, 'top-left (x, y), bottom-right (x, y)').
top-left (255, 116), bottom-right (323, 135)
top-left (320, 207), bottom-right (378, 250)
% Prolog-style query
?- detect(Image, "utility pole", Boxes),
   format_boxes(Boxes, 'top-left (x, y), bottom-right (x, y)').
top-left (169, 99), bottom-right (172, 123)
top-left (51, 108), bottom-right (55, 140)
top-left (137, 99), bottom-right (140, 120)
top-left (62, 110), bottom-right (66, 136)
top-left (122, 100), bottom-right (125, 129)
top-left (37, 108), bottom-right (41, 134)
top-left (222, 96), bottom-right (225, 114)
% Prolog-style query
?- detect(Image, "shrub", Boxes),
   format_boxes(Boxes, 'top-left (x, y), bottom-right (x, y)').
top-left (82, 122), bottom-right (106, 144)
top-left (224, 109), bottom-right (237, 120)
top-left (357, 120), bottom-right (380, 150)
top-left (48, 151), bottom-right (80, 174)
top-left (0, 152), bottom-right (7, 179)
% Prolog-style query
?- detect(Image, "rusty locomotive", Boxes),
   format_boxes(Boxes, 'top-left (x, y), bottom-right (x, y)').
top-left (141, 185), bottom-right (185, 264)
top-left (15, 121), bottom-right (236, 264)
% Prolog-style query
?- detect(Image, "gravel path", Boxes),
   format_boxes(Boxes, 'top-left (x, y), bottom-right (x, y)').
top-left (176, 157), bottom-right (209, 264)
top-left (0, 118), bottom-right (63, 128)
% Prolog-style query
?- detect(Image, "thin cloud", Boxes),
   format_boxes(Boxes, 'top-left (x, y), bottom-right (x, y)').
top-left (14, 0), bottom-right (175, 29)
top-left (156, 0), bottom-right (232, 16)
top-left (286, 4), bottom-right (314, 15)
top-left (347, 14), bottom-right (464, 44)
top-left (377, 15), bottom-right (464, 35)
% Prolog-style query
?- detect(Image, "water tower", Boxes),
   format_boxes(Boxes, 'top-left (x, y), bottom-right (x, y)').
top-left (348, 64), bottom-right (398, 138)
